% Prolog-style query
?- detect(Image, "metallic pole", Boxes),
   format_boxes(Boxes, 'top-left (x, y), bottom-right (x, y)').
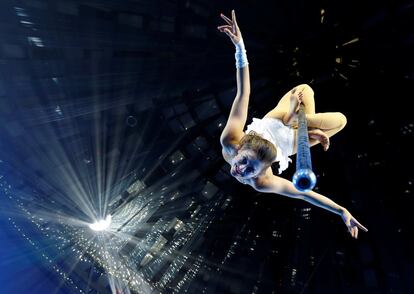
top-left (292, 104), bottom-right (317, 192)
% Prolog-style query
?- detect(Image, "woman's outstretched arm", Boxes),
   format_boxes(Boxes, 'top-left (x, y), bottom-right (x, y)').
top-left (220, 65), bottom-right (251, 145)
top-left (218, 10), bottom-right (251, 146)
top-left (254, 174), bottom-right (368, 239)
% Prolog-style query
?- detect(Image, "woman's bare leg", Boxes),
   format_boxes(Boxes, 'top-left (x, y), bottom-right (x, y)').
top-left (264, 84), bottom-right (315, 118)
top-left (264, 84), bottom-right (346, 150)
top-left (306, 112), bottom-right (348, 149)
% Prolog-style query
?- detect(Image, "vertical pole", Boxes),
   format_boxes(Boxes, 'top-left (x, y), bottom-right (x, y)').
top-left (292, 105), bottom-right (317, 192)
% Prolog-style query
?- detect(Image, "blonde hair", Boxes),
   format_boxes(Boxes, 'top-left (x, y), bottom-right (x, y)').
top-left (238, 131), bottom-right (277, 165)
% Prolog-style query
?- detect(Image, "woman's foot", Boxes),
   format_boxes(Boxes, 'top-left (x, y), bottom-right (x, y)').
top-left (308, 129), bottom-right (330, 151)
top-left (289, 88), bottom-right (304, 113)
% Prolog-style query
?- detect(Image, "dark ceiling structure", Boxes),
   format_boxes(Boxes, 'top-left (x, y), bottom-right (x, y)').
top-left (0, 0), bottom-right (413, 293)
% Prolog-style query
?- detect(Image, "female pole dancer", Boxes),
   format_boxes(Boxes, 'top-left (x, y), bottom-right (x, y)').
top-left (218, 10), bottom-right (368, 239)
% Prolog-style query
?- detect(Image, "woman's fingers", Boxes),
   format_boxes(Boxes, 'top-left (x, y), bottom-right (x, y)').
top-left (232, 10), bottom-right (238, 27)
top-left (220, 13), bottom-right (233, 25)
top-left (218, 10), bottom-right (241, 44)
top-left (350, 226), bottom-right (357, 238)
top-left (345, 215), bottom-right (368, 239)
top-left (217, 25), bottom-right (235, 39)
top-left (221, 10), bottom-right (239, 32)
top-left (224, 29), bottom-right (236, 39)
top-left (217, 25), bottom-right (231, 31)
top-left (357, 222), bottom-right (368, 232)
top-left (353, 218), bottom-right (368, 232)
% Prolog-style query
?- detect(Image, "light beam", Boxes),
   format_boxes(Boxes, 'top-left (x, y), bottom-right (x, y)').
top-left (89, 215), bottom-right (112, 231)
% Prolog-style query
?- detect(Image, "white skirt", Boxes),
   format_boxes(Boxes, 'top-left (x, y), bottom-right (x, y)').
top-left (245, 117), bottom-right (295, 174)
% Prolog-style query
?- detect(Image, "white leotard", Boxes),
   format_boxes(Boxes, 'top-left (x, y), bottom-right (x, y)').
top-left (245, 117), bottom-right (295, 174)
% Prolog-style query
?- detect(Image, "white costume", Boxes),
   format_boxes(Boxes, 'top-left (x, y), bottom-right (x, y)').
top-left (245, 117), bottom-right (295, 174)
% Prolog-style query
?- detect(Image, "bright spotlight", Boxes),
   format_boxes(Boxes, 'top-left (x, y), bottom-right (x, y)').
top-left (89, 215), bottom-right (112, 231)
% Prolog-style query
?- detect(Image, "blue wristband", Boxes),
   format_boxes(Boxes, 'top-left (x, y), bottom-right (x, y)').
top-left (235, 38), bottom-right (249, 68)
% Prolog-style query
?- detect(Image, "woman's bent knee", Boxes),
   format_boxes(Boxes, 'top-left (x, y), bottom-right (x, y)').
top-left (338, 112), bottom-right (347, 129)
top-left (297, 83), bottom-right (314, 95)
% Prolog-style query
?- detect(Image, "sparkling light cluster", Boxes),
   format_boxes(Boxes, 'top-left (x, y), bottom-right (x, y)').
top-left (1, 169), bottom-right (227, 293)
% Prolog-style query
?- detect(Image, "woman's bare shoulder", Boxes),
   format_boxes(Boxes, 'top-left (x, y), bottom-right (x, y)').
top-left (221, 138), bottom-right (239, 163)
top-left (222, 144), bottom-right (237, 164)
top-left (251, 167), bottom-right (274, 189)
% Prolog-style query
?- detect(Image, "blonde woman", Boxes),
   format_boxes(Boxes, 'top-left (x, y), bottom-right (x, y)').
top-left (218, 10), bottom-right (368, 239)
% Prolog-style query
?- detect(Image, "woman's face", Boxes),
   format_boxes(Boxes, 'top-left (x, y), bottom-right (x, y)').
top-left (230, 149), bottom-right (266, 179)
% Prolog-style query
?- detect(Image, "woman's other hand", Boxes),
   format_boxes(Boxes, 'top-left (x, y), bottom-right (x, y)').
top-left (217, 10), bottom-right (242, 45)
top-left (340, 209), bottom-right (368, 239)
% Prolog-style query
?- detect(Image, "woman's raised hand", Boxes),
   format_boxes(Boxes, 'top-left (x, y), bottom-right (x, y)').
top-left (217, 10), bottom-right (242, 45)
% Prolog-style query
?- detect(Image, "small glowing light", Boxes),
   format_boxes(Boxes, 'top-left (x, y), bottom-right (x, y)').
top-left (338, 73), bottom-right (348, 80)
top-left (27, 36), bottom-right (44, 47)
top-left (89, 215), bottom-right (112, 231)
top-left (342, 37), bottom-right (359, 46)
